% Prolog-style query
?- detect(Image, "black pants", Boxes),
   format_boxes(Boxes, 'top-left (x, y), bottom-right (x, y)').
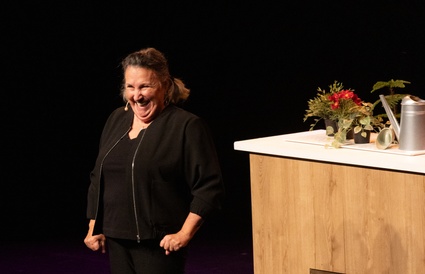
top-left (106, 237), bottom-right (187, 274)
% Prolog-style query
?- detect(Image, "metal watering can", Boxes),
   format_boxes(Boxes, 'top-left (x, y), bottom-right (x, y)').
top-left (379, 94), bottom-right (425, 151)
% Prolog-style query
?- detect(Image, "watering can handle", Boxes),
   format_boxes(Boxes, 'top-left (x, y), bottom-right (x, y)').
top-left (379, 94), bottom-right (401, 140)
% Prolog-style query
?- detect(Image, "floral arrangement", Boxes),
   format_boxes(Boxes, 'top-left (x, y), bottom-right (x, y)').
top-left (304, 81), bottom-right (377, 148)
top-left (328, 89), bottom-right (372, 147)
top-left (303, 81), bottom-right (346, 130)
top-left (328, 89), bottom-right (362, 119)
top-left (304, 79), bottom-right (411, 148)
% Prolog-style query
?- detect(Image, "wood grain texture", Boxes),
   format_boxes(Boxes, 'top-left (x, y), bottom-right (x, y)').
top-left (249, 153), bottom-right (425, 274)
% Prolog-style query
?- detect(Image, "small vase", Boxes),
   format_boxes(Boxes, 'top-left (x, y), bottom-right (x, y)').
top-left (354, 130), bottom-right (371, 144)
top-left (324, 119), bottom-right (338, 136)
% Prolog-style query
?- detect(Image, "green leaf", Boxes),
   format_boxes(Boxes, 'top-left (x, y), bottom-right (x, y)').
top-left (364, 125), bottom-right (374, 131)
top-left (389, 79), bottom-right (411, 88)
top-left (371, 81), bottom-right (389, 93)
top-left (359, 116), bottom-right (370, 125)
top-left (354, 126), bottom-right (362, 134)
top-left (371, 79), bottom-right (411, 93)
top-left (326, 126), bottom-right (335, 135)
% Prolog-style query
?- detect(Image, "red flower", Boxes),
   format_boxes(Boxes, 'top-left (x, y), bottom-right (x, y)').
top-left (328, 90), bottom-right (362, 110)
top-left (330, 100), bottom-right (339, 110)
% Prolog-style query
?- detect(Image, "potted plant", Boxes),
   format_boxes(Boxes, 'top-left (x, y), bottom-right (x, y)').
top-left (327, 89), bottom-right (366, 147)
top-left (370, 79), bottom-right (410, 121)
top-left (304, 81), bottom-right (350, 136)
top-left (351, 102), bottom-right (377, 143)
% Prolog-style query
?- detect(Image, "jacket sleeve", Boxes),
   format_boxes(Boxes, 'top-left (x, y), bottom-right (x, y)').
top-left (183, 117), bottom-right (225, 218)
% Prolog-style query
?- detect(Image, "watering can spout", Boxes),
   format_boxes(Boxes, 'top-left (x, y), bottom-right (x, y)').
top-left (379, 94), bottom-right (400, 140)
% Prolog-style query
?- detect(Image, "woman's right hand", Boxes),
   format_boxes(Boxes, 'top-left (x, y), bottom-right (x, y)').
top-left (84, 219), bottom-right (106, 253)
top-left (84, 234), bottom-right (106, 253)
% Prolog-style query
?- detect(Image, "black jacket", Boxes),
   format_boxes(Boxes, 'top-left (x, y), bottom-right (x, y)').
top-left (86, 105), bottom-right (225, 240)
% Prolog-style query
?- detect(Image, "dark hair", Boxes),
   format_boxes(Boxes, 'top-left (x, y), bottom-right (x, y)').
top-left (120, 47), bottom-right (190, 105)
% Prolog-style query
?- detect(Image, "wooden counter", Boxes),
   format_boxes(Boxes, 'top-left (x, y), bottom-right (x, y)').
top-left (234, 130), bottom-right (425, 274)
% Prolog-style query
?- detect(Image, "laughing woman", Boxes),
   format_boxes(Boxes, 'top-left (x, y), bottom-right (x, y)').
top-left (84, 47), bottom-right (225, 274)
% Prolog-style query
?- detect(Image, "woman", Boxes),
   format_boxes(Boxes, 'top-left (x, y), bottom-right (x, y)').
top-left (84, 47), bottom-right (225, 273)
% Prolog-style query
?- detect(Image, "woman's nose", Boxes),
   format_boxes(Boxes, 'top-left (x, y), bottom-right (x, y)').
top-left (132, 89), bottom-right (144, 97)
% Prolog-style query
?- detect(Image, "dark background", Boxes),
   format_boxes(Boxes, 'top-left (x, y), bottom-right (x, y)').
top-left (1, 1), bottom-right (425, 243)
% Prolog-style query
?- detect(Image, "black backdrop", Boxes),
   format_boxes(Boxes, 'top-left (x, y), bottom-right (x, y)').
top-left (2, 1), bottom-right (425, 242)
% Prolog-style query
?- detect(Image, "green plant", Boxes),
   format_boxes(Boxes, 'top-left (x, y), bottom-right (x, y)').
top-left (370, 79), bottom-right (410, 118)
top-left (323, 88), bottom-right (367, 147)
top-left (331, 100), bottom-right (374, 148)
top-left (365, 79), bottom-right (411, 141)
top-left (352, 102), bottom-right (376, 136)
top-left (303, 81), bottom-right (350, 130)
top-left (370, 79), bottom-right (410, 94)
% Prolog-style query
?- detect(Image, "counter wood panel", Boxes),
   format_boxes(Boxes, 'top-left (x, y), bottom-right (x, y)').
top-left (249, 153), bottom-right (425, 274)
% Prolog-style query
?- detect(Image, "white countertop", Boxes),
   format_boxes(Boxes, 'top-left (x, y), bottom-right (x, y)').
top-left (234, 130), bottom-right (425, 175)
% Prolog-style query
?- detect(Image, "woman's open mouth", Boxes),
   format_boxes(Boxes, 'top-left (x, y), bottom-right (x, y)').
top-left (136, 98), bottom-right (150, 107)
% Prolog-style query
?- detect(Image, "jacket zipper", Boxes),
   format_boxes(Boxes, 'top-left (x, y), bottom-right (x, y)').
top-left (131, 128), bottom-right (147, 243)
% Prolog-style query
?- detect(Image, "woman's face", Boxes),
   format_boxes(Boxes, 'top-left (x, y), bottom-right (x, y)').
top-left (124, 66), bottom-right (165, 124)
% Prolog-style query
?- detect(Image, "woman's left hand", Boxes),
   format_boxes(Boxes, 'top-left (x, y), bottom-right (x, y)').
top-left (160, 212), bottom-right (203, 255)
top-left (160, 232), bottom-right (189, 255)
